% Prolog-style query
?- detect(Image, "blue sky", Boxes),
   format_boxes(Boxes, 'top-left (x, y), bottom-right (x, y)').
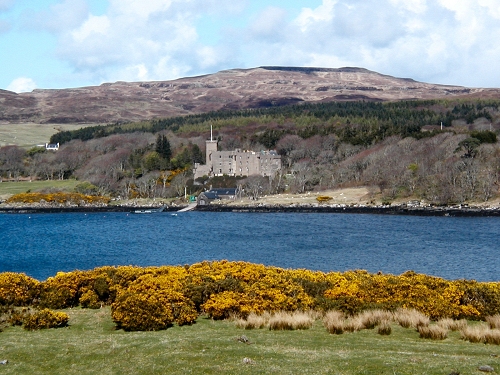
top-left (1, 0), bottom-right (500, 92)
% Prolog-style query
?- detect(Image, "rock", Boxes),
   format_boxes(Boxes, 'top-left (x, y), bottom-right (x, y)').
top-left (478, 365), bottom-right (494, 372)
top-left (0, 360), bottom-right (8, 365)
top-left (242, 357), bottom-right (255, 365)
top-left (237, 335), bottom-right (250, 344)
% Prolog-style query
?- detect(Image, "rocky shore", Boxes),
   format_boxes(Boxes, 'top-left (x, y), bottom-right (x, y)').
top-left (1, 201), bottom-right (500, 216)
top-left (195, 203), bottom-right (500, 216)
top-left (1, 187), bottom-right (499, 216)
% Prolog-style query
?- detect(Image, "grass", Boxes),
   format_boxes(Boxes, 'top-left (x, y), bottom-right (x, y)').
top-left (1, 308), bottom-right (500, 375)
top-left (0, 180), bottom-right (80, 197)
top-left (0, 123), bottom-right (98, 148)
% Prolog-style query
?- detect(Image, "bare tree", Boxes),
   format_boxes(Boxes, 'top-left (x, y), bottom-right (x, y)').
top-left (244, 175), bottom-right (269, 200)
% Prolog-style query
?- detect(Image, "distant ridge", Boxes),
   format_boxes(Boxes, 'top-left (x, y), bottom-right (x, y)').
top-left (0, 66), bottom-right (498, 124)
top-left (260, 66), bottom-right (372, 73)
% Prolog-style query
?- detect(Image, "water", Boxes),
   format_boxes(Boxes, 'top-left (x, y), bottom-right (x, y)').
top-left (0, 211), bottom-right (498, 281)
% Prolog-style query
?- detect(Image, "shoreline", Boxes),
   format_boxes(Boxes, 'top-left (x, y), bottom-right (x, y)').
top-left (1, 202), bottom-right (500, 216)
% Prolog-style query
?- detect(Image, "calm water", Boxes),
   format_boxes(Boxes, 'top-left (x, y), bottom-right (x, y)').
top-left (0, 212), bottom-right (498, 281)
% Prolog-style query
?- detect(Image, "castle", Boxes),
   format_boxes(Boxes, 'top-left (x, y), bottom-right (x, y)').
top-left (193, 132), bottom-right (281, 181)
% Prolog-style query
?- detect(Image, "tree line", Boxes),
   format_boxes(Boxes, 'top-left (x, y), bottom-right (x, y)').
top-left (0, 98), bottom-right (498, 204)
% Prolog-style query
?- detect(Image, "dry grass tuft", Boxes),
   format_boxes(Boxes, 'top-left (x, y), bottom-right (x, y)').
top-left (394, 308), bottom-right (429, 329)
top-left (486, 315), bottom-right (500, 329)
top-left (343, 316), bottom-right (365, 333)
top-left (418, 325), bottom-right (448, 340)
top-left (461, 324), bottom-right (500, 345)
top-left (437, 318), bottom-right (467, 332)
top-left (377, 320), bottom-right (392, 335)
top-left (268, 311), bottom-right (315, 331)
top-left (460, 325), bottom-right (488, 343)
top-left (323, 310), bottom-right (345, 335)
top-left (357, 309), bottom-right (393, 329)
top-left (235, 311), bottom-right (316, 331)
top-left (235, 312), bottom-right (270, 329)
top-left (484, 329), bottom-right (500, 345)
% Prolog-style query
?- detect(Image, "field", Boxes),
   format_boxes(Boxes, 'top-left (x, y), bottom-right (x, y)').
top-left (0, 180), bottom-right (80, 199)
top-left (0, 123), bottom-right (97, 148)
top-left (0, 308), bottom-right (498, 375)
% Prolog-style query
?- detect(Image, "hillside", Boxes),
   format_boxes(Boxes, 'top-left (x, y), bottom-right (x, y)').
top-left (1, 66), bottom-right (500, 207)
top-left (1, 66), bottom-right (499, 125)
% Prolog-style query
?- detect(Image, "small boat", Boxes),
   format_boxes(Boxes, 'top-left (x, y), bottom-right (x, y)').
top-left (132, 206), bottom-right (166, 214)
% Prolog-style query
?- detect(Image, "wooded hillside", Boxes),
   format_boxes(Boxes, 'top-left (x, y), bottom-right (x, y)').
top-left (1, 98), bottom-right (500, 205)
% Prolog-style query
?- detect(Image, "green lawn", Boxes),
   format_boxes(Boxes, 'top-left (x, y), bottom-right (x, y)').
top-left (0, 308), bottom-right (498, 375)
top-left (0, 180), bottom-right (80, 197)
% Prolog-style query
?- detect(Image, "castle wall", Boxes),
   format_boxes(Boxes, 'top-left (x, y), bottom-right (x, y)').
top-left (193, 141), bottom-right (281, 180)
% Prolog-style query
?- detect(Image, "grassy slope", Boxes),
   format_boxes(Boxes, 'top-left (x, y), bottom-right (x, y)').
top-left (1, 308), bottom-right (498, 375)
top-left (0, 180), bottom-right (80, 198)
top-left (0, 123), bottom-right (99, 148)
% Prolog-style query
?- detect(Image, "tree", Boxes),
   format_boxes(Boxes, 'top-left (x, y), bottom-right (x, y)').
top-left (191, 144), bottom-right (204, 164)
top-left (456, 137), bottom-right (481, 158)
top-left (155, 135), bottom-right (172, 162)
top-left (244, 175), bottom-right (269, 200)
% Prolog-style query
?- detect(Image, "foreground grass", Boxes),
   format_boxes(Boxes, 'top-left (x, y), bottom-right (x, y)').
top-left (1, 308), bottom-right (499, 375)
top-left (0, 180), bottom-right (80, 197)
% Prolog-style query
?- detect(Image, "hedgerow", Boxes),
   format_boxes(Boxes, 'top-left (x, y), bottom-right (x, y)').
top-left (2, 261), bottom-right (500, 331)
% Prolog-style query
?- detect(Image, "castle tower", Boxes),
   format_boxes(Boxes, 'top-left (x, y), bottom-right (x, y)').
top-left (205, 125), bottom-right (217, 164)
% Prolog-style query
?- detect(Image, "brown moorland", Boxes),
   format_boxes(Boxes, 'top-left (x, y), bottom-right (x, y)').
top-left (2, 66), bottom-right (499, 125)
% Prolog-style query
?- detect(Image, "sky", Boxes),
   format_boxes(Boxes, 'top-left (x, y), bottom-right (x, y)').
top-left (1, 0), bottom-right (500, 93)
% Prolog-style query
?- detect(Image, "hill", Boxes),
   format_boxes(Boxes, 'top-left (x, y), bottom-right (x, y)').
top-left (1, 66), bottom-right (499, 125)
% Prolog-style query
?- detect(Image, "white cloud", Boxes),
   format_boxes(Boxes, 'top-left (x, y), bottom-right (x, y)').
top-left (249, 7), bottom-right (288, 42)
top-left (71, 15), bottom-right (110, 43)
top-left (17, 0), bottom-right (500, 88)
top-left (240, 0), bottom-right (500, 86)
top-left (27, 0), bottom-right (89, 32)
top-left (7, 77), bottom-right (37, 93)
top-left (296, 0), bottom-right (337, 32)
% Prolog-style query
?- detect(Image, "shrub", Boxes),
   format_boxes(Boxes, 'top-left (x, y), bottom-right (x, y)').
top-left (39, 271), bottom-right (88, 309)
top-left (23, 308), bottom-right (69, 330)
top-left (79, 289), bottom-right (101, 309)
top-left (8, 307), bottom-right (33, 326)
top-left (0, 273), bottom-right (40, 306)
top-left (316, 196), bottom-right (332, 203)
top-left (418, 325), bottom-right (448, 340)
top-left (111, 274), bottom-right (197, 331)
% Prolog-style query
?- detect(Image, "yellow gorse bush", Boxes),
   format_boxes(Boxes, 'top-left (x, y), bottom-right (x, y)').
top-left (22, 308), bottom-right (69, 330)
top-left (6, 192), bottom-right (110, 205)
top-left (0, 273), bottom-right (40, 306)
top-left (2, 261), bottom-right (500, 331)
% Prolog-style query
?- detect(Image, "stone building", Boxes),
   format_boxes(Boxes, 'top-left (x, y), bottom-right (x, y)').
top-left (193, 137), bottom-right (281, 180)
